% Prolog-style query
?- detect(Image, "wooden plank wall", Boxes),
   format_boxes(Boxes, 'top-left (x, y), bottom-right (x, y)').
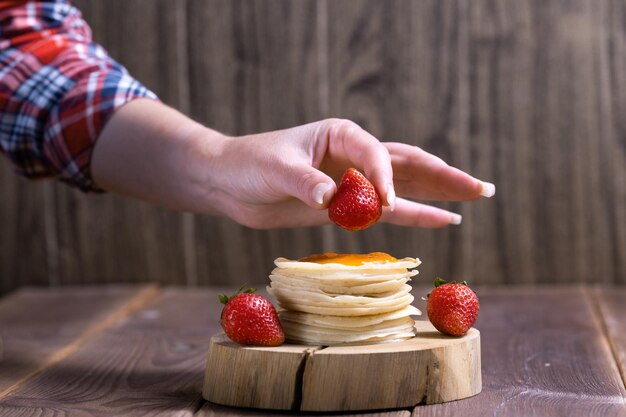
top-left (1, 0), bottom-right (625, 294)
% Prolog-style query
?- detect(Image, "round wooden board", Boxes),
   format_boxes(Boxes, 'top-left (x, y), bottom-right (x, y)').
top-left (202, 321), bottom-right (481, 412)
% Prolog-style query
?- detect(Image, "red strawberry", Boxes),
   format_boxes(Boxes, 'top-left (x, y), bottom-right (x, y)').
top-left (328, 168), bottom-right (382, 231)
top-left (427, 278), bottom-right (479, 336)
top-left (219, 287), bottom-right (285, 346)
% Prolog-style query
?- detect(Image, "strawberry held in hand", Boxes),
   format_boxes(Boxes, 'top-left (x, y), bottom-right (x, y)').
top-left (427, 278), bottom-right (479, 336)
top-left (329, 168), bottom-right (382, 231)
top-left (219, 287), bottom-right (285, 346)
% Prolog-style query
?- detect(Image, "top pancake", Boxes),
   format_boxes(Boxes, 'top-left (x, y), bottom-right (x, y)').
top-left (274, 257), bottom-right (421, 272)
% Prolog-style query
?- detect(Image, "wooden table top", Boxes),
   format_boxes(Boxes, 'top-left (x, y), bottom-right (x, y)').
top-left (0, 285), bottom-right (624, 416)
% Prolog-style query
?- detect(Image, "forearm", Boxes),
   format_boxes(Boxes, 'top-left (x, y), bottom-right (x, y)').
top-left (92, 99), bottom-right (227, 214)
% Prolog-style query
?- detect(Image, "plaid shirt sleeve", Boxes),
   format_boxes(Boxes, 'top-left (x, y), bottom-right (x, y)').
top-left (0, 0), bottom-right (158, 192)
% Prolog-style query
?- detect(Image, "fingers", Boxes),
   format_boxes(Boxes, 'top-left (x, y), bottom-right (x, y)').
top-left (229, 197), bottom-right (460, 230)
top-left (273, 163), bottom-right (337, 209)
top-left (318, 120), bottom-right (495, 208)
top-left (381, 198), bottom-right (463, 228)
top-left (385, 142), bottom-right (495, 201)
top-left (321, 119), bottom-right (395, 207)
top-left (228, 196), bottom-right (463, 229)
top-left (230, 200), bottom-right (331, 229)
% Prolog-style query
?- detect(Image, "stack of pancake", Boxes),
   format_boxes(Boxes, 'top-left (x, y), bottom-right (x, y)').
top-left (267, 253), bottom-right (421, 345)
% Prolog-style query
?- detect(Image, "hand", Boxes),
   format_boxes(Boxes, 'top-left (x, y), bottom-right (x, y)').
top-left (209, 119), bottom-right (494, 228)
top-left (93, 101), bottom-right (494, 229)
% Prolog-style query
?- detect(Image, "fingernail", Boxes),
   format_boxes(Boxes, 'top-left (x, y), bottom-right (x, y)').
top-left (480, 181), bottom-right (496, 198)
top-left (386, 184), bottom-right (396, 210)
top-left (312, 183), bottom-right (332, 206)
top-left (450, 213), bottom-right (463, 225)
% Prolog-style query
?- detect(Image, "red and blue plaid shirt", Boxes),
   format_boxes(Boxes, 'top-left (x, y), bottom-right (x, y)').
top-left (0, 0), bottom-right (157, 191)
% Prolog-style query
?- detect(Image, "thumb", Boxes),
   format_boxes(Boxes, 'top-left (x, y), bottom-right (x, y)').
top-left (277, 164), bottom-right (337, 209)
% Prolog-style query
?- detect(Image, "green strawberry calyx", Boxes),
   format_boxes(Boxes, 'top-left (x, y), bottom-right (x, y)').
top-left (218, 284), bottom-right (257, 305)
top-left (427, 277), bottom-right (470, 298)
top-left (433, 277), bottom-right (469, 288)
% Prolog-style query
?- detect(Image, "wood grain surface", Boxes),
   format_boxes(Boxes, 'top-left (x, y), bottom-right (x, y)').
top-left (0, 288), bottom-right (221, 416)
top-left (198, 402), bottom-right (411, 417)
top-left (412, 286), bottom-right (626, 417)
top-left (0, 166), bottom-right (49, 293)
top-left (186, 0), bottom-right (328, 286)
top-left (202, 324), bottom-right (480, 412)
top-left (464, 0), bottom-right (626, 286)
top-left (203, 334), bottom-right (321, 410)
top-left (0, 286), bottom-right (624, 416)
top-left (593, 287), bottom-right (626, 390)
top-left (326, 0), bottom-right (470, 282)
top-left (300, 323), bottom-right (480, 411)
top-left (1, 0), bottom-right (626, 292)
top-left (0, 286), bottom-right (155, 397)
top-left (47, 1), bottom-right (191, 289)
